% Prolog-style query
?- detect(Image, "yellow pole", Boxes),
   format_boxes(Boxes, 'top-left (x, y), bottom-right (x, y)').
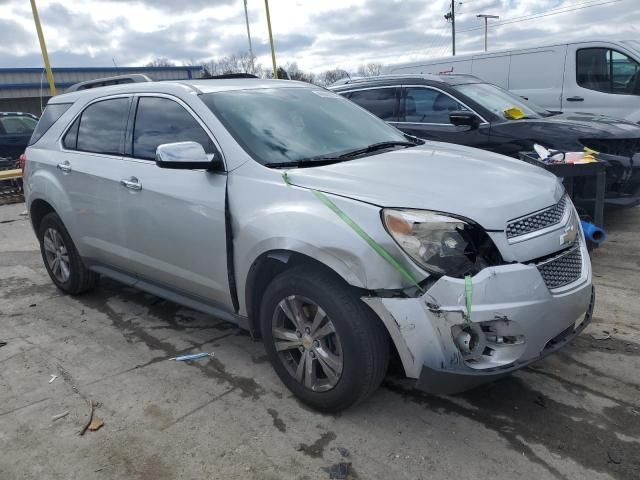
top-left (264, 0), bottom-right (278, 79)
top-left (29, 0), bottom-right (57, 96)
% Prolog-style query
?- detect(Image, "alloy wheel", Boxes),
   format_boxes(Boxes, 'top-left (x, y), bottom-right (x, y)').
top-left (272, 295), bottom-right (343, 392)
top-left (43, 227), bottom-right (71, 283)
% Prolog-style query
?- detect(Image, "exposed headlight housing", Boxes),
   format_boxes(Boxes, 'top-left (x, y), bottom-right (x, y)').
top-left (382, 209), bottom-right (502, 278)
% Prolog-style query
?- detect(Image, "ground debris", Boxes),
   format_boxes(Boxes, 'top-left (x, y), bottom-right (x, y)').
top-left (78, 400), bottom-right (95, 436)
top-left (0, 340), bottom-right (6, 348)
top-left (323, 462), bottom-right (351, 479)
top-left (88, 418), bottom-right (104, 432)
top-left (51, 411), bottom-right (69, 422)
top-left (337, 447), bottom-right (350, 458)
top-left (607, 448), bottom-right (622, 465)
top-left (590, 331), bottom-right (611, 341)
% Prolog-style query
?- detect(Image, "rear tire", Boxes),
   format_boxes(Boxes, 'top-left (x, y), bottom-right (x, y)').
top-left (260, 265), bottom-right (389, 412)
top-left (38, 212), bottom-right (97, 295)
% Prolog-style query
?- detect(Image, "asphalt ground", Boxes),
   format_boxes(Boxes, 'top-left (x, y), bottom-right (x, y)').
top-left (1, 202), bottom-right (639, 480)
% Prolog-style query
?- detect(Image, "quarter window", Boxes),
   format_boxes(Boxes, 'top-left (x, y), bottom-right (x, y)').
top-left (132, 97), bottom-right (215, 160)
top-left (347, 88), bottom-right (398, 121)
top-left (28, 103), bottom-right (71, 146)
top-left (403, 88), bottom-right (467, 123)
top-left (576, 48), bottom-right (640, 95)
top-left (75, 98), bottom-right (130, 155)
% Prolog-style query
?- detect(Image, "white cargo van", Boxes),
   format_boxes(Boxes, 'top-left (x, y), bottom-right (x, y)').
top-left (386, 40), bottom-right (640, 122)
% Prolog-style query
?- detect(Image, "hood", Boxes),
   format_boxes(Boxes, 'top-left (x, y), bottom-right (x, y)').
top-left (520, 112), bottom-right (640, 138)
top-left (287, 142), bottom-right (563, 231)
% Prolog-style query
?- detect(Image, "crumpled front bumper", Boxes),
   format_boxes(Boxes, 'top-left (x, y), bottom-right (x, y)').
top-left (362, 240), bottom-right (593, 395)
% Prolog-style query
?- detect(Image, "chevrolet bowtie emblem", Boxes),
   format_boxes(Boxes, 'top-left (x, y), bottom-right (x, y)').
top-left (560, 217), bottom-right (578, 246)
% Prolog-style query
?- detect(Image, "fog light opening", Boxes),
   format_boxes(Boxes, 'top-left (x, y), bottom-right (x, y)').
top-left (454, 328), bottom-right (479, 354)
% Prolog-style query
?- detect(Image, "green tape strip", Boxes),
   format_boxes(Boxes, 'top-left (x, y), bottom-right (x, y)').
top-left (464, 274), bottom-right (473, 324)
top-left (311, 190), bottom-right (424, 293)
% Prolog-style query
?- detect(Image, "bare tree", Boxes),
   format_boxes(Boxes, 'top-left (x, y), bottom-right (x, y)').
top-left (320, 68), bottom-right (350, 86)
top-left (202, 52), bottom-right (262, 77)
top-left (146, 57), bottom-right (175, 68)
top-left (356, 62), bottom-right (383, 77)
top-left (281, 62), bottom-right (316, 83)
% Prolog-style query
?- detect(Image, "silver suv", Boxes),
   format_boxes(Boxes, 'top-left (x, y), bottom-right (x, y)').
top-left (24, 78), bottom-right (593, 412)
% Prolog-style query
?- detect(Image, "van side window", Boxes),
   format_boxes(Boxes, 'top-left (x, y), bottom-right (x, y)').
top-left (132, 97), bottom-right (215, 160)
top-left (403, 88), bottom-right (467, 123)
top-left (347, 88), bottom-right (398, 121)
top-left (576, 48), bottom-right (640, 95)
top-left (75, 98), bottom-right (130, 155)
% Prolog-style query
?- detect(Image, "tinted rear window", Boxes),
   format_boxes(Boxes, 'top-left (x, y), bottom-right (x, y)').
top-left (28, 103), bottom-right (71, 145)
top-left (76, 98), bottom-right (129, 155)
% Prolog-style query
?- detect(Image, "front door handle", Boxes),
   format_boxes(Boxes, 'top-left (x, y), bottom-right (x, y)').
top-left (120, 176), bottom-right (142, 191)
top-left (566, 96), bottom-right (584, 102)
top-left (56, 161), bottom-right (72, 173)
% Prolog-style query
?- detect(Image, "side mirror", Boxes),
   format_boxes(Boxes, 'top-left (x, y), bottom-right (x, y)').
top-left (449, 111), bottom-right (481, 130)
top-left (155, 142), bottom-right (216, 170)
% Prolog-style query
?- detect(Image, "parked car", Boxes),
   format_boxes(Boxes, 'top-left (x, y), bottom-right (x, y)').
top-left (0, 112), bottom-right (39, 159)
top-left (24, 77), bottom-right (593, 411)
top-left (330, 74), bottom-right (640, 208)
top-left (384, 39), bottom-right (640, 122)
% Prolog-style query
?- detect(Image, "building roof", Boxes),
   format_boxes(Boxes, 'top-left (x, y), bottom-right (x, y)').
top-left (0, 66), bottom-right (203, 99)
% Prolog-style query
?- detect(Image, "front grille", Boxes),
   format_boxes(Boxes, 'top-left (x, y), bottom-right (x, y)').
top-left (579, 138), bottom-right (640, 158)
top-left (535, 245), bottom-right (582, 290)
top-left (506, 196), bottom-right (567, 239)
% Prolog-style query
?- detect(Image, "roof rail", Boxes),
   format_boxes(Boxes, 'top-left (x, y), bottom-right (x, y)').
top-left (205, 73), bottom-right (258, 79)
top-left (66, 74), bottom-right (152, 92)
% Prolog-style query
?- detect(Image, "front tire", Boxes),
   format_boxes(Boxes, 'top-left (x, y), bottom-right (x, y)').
top-left (38, 212), bottom-right (97, 295)
top-left (260, 265), bottom-right (389, 412)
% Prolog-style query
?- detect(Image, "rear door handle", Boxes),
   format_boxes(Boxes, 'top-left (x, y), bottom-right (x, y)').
top-left (120, 176), bottom-right (142, 191)
top-left (56, 161), bottom-right (72, 173)
top-left (566, 96), bottom-right (584, 102)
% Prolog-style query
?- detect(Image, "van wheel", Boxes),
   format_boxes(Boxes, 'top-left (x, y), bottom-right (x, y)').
top-left (260, 266), bottom-right (389, 412)
top-left (38, 212), bottom-right (97, 295)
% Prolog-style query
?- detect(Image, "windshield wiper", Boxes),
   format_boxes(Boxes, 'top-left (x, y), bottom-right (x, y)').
top-left (267, 158), bottom-right (344, 169)
top-left (335, 141), bottom-right (417, 159)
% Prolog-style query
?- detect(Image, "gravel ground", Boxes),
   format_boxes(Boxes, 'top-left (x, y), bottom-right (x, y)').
top-left (1, 202), bottom-right (639, 480)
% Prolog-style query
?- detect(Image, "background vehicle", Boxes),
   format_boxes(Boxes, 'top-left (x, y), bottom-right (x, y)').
top-left (0, 112), bottom-right (38, 159)
top-left (331, 74), bottom-right (640, 208)
top-left (24, 77), bottom-right (592, 411)
top-left (385, 39), bottom-right (640, 123)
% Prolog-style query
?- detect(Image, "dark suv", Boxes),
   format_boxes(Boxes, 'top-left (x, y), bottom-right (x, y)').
top-left (330, 74), bottom-right (640, 208)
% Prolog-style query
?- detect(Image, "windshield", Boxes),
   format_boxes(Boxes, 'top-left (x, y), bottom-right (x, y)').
top-left (453, 83), bottom-right (550, 120)
top-left (201, 87), bottom-right (409, 166)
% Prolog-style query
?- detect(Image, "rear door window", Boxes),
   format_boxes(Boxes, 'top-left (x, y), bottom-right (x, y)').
top-left (74, 98), bottom-right (130, 155)
top-left (346, 88), bottom-right (399, 121)
top-left (132, 96), bottom-right (215, 160)
top-left (402, 87), bottom-right (467, 123)
top-left (576, 48), bottom-right (640, 95)
top-left (28, 104), bottom-right (70, 145)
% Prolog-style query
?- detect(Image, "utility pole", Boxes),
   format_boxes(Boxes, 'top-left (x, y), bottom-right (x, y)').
top-left (444, 1), bottom-right (456, 56)
top-left (264, 0), bottom-right (278, 79)
top-left (29, 0), bottom-right (56, 96)
top-left (477, 14), bottom-right (499, 52)
top-left (243, 0), bottom-right (255, 73)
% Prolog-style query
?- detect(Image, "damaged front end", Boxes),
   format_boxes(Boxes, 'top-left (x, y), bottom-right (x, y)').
top-left (364, 199), bottom-right (594, 395)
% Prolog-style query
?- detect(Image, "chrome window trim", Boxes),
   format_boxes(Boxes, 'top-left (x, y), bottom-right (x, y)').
top-left (57, 93), bottom-right (132, 159)
top-left (400, 84), bottom-right (489, 125)
top-left (58, 92), bottom-right (227, 169)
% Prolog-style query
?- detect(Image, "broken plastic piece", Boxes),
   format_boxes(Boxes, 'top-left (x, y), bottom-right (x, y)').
top-left (49, 374), bottom-right (58, 384)
top-left (171, 352), bottom-right (211, 361)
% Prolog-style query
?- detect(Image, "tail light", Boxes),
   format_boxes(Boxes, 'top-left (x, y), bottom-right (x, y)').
top-left (19, 153), bottom-right (26, 175)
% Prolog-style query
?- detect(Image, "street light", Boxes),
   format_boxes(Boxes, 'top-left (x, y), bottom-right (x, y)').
top-left (476, 14), bottom-right (499, 52)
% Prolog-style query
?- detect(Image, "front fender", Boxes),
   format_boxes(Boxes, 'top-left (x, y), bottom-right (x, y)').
top-left (229, 166), bottom-right (429, 317)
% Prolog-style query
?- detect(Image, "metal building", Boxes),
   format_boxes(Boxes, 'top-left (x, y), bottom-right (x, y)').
top-left (0, 66), bottom-right (203, 115)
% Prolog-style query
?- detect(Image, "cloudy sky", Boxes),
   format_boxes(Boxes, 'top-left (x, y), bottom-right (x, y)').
top-left (0, 0), bottom-right (638, 73)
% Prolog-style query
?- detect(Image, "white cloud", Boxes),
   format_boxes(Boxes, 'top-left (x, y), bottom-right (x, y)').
top-left (0, 0), bottom-right (637, 73)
